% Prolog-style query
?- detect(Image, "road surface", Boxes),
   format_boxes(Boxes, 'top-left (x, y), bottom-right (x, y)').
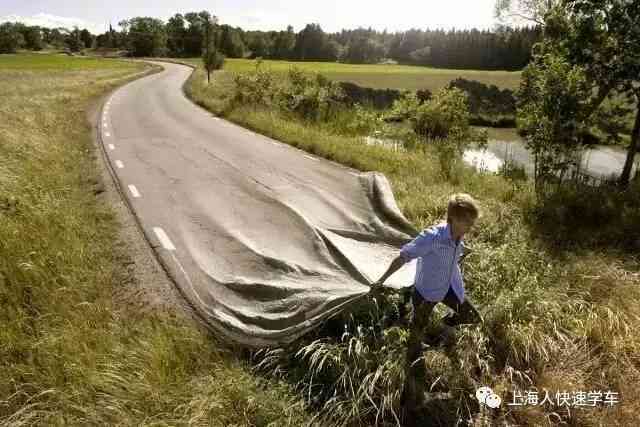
top-left (99, 61), bottom-right (418, 347)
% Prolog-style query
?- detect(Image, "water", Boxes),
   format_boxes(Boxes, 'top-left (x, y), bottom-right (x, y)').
top-left (465, 135), bottom-right (639, 181)
top-left (365, 128), bottom-right (639, 181)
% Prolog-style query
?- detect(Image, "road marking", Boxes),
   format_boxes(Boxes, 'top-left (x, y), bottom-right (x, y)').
top-left (115, 160), bottom-right (124, 169)
top-left (213, 117), bottom-right (220, 121)
top-left (153, 227), bottom-right (176, 251)
top-left (108, 144), bottom-right (115, 150)
top-left (105, 132), bottom-right (111, 137)
top-left (304, 154), bottom-right (318, 161)
top-left (103, 123), bottom-right (108, 128)
top-left (128, 184), bottom-right (141, 198)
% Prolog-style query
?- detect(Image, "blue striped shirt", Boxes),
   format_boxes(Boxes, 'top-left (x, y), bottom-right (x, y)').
top-left (399, 222), bottom-right (465, 303)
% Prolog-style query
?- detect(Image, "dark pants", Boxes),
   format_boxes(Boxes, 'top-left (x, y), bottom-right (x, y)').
top-left (401, 286), bottom-right (482, 422)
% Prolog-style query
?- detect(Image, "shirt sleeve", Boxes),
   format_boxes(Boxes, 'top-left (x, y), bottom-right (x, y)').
top-left (400, 228), bottom-right (437, 261)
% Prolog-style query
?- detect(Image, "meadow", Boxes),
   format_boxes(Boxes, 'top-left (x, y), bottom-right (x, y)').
top-left (183, 57), bottom-right (522, 92)
top-left (0, 54), bottom-right (308, 425)
top-left (186, 61), bottom-right (640, 426)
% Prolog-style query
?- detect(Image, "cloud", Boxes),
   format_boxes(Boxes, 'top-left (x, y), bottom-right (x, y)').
top-left (0, 13), bottom-right (103, 34)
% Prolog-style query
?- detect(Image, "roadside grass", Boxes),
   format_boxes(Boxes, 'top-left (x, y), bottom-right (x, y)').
top-left (0, 54), bottom-right (309, 425)
top-left (181, 57), bottom-right (522, 92)
top-left (186, 64), bottom-right (640, 426)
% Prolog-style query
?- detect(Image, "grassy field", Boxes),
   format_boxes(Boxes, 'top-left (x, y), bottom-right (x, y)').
top-left (186, 62), bottom-right (640, 426)
top-left (183, 57), bottom-right (522, 92)
top-left (0, 54), bottom-right (308, 425)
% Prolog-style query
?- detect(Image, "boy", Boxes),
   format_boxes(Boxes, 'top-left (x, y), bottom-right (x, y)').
top-left (370, 193), bottom-right (483, 417)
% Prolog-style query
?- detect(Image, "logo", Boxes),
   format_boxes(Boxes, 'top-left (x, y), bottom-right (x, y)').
top-left (476, 386), bottom-right (502, 409)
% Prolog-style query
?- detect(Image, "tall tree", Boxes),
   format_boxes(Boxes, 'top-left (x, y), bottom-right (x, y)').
top-left (79, 29), bottom-right (93, 49)
top-left (272, 26), bottom-right (295, 59)
top-left (166, 14), bottom-right (186, 57)
top-left (0, 23), bottom-right (24, 53)
top-left (219, 25), bottom-right (245, 58)
top-left (123, 17), bottom-right (167, 57)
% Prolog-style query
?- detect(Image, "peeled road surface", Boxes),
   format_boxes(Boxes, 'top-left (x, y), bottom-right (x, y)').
top-left (100, 62), bottom-right (419, 347)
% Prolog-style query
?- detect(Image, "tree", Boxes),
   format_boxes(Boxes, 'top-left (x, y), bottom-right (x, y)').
top-left (560, 0), bottom-right (640, 185)
top-left (123, 17), bottom-right (167, 57)
top-left (16, 24), bottom-right (43, 50)
top-left (65, 27), bottom-right (83, 52)
top-left (219, 25), bottom-right (245, 58)
top-left (272, 26), bottom-right (295, 59)
top-left (166, 14), bottom-right (186, 57)
top-left (247, 32), bottom-right (272, 58)
top-left (517, 52), bottom-right (592, 192)
top-left (293, 23), bottom-right (333, 61)
top-left (495, 0), bottom-right (560, 25)
top-left (200, 12), bottom-right (223, 84)
top-left (202, 49), bottom-right (225, 83)
top-left (343, 34), bottom-right (385, 63)
top-left (79, 29), bottom-right (93, 49)
top-left (0, 23), bottom-right (24, 53)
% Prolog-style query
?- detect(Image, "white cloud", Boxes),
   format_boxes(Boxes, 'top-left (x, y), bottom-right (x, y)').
top-left (0, 13), bottom-right (103, 34)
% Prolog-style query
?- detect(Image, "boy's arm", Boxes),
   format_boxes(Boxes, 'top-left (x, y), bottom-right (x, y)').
top-left (371, 255), bottom-right (407, 288)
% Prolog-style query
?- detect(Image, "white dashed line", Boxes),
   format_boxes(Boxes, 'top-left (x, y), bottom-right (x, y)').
top-left (115, 160), bottom-right (124, 169)
top-left (105, 132), bottom-right (111, 137)
top-left (108, 144), bottom-right (115, 150)
top-left (153, 227), bottom-right (176, 251)
top-left (103, 123), bottom-right (108, 128)
top-left (128, 184), bottom-right (141, 198)
top-left (213, 117), bottom-right (220, 121)
top-left (303, 155), bottom-right (318, 161)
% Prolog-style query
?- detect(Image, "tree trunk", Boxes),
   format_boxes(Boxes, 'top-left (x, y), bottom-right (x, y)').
top-left (619, 97), bottom-right (640, 186)
top-left (207, 70), bottom-right (210, 84)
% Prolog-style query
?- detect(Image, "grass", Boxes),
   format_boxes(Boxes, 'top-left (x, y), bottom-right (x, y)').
top-left (186, 63), bottom-right (640, 426)
top-left (181, 57), bottom-right (522, 92)
top-left (0, 53), bottom-right (309, 425)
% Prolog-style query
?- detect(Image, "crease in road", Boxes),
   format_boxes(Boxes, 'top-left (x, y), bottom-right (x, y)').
top-left (103, 61), bottom-right (421, 347)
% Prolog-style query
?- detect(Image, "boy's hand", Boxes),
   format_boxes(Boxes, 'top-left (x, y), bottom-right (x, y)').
top-left (369, 280), bottom-right (382, 295)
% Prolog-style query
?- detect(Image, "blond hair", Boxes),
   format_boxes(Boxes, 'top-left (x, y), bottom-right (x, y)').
top-left (447, 193), bottom-right (480, 222)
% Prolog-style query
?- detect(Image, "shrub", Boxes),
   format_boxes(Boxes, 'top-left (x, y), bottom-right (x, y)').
top-left (277, 68), bottom-right (346, 121)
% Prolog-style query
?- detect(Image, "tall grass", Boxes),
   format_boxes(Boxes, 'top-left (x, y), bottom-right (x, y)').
top-left (186, 63), bottom-right (640, 426)
top-left (0, 54), bottom-right (309, 425)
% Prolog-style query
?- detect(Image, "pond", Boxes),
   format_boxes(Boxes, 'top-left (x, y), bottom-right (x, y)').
top-left (465, 128), bottom-right (639, 181)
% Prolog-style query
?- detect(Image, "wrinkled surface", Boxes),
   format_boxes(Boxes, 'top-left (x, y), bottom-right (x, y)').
top-left (102, 62), bottom-right (418, 347)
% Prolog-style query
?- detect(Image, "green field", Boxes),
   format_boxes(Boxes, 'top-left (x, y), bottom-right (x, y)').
top-left (185, 57), bottom-right (522, 92)
top-left (0, 52), bottom-right (136, 70)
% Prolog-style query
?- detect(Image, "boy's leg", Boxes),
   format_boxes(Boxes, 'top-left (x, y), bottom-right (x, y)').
top-left (441, 289), bottom-right (483, 327)
top-left (402, 287), bottom-right (437, 418)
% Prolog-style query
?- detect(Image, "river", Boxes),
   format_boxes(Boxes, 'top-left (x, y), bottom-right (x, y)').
top-left (464, 128), bottom-right (639, 181)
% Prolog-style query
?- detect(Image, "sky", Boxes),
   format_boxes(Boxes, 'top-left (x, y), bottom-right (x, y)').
top-left (0, 0), bottom-right (500, 35)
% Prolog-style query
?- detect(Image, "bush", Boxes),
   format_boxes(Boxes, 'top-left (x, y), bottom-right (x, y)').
top-left (391, 88), bottom-right (487, 179)
top-left (339, 81), bottom-right (404, 110)
top-left (278, 68), bottom-right (346, 121)
top-left (232, 66), bottom-right (346, 122)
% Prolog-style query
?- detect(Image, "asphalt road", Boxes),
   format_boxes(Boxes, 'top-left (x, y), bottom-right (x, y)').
top-left (100, 61), bottom-right (418, 347)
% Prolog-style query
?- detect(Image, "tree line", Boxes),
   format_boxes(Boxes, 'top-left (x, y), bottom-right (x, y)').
top-left (0, 12), bottom-right (540, 71)
top-left (0, 22), bottom-right (93, 53)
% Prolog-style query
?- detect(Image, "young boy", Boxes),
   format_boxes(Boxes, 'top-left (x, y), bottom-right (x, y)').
top-left (370, 193), bottom-right (483, 417)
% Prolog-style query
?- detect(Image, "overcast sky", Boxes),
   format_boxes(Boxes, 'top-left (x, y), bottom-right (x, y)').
top-left (0, 0), bottom-right (500, 35)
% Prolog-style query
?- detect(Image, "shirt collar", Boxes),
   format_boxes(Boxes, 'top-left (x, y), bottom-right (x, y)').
top-left (443, 222), bottom-right (462, 246)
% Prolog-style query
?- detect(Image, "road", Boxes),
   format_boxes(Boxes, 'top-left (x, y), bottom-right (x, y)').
top-left (99, 61), bottom-right (418, 347)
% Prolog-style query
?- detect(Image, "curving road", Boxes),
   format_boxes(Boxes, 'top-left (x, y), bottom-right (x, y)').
top-left (99, 61), bottom-right (418, 347)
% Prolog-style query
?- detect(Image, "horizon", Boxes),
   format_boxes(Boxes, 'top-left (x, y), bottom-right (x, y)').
top-left (0, 0), bottom-right (505, 35)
